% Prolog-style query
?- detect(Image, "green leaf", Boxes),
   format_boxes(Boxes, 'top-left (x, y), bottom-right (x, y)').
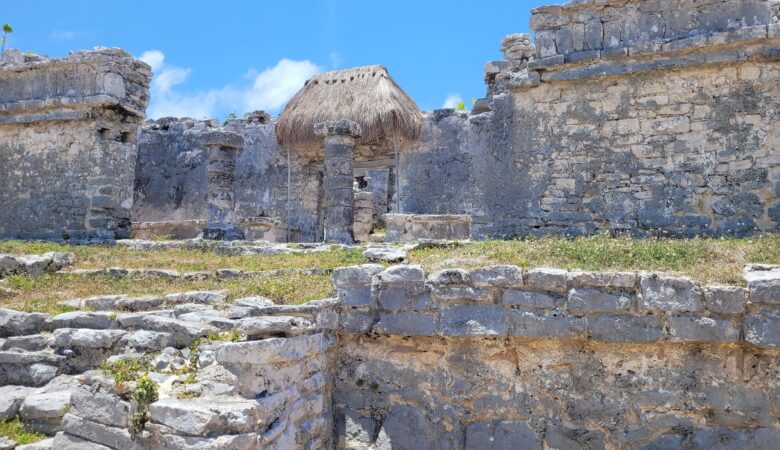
top-left (2, 24), bottom-right (12, 34)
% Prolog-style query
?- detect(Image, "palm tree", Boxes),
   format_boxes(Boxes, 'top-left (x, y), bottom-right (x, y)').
top-left (1, 24), bottom-right (13, 59)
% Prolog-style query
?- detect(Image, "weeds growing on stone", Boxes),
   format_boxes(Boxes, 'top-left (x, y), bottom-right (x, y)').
top-left (0, 417), bottom-right (46, 445)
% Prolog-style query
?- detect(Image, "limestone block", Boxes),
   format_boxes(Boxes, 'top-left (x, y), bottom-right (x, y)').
top-left (640, 273), bottom-right (702, 312)
top-left (70, 384), bottom-right (130, 428)
top-left (235, 316), bottom-right (313, 337)
top-left (2, 334), bottom-right (55, 351)
top-left (470, 265), bottom-right (524, 288)
top-left (744, 307), bottom-right (780, 349)
top-left (568, 271), bottom-right (637, 290)
top-left (120, 330), bottom-right (174, 351)
top-left (587, 315), bottom-right (665, 343)
top-left (19, 391), bottom-right (71, 434)
top-left (45, 312), bottom-right (116, 330)
top-left (0, 385), bottom-right (36, 420)
top-left (439, 305), bottom-right (508, 336)
top-left (333, 264), bottom-right (384, 285)
top-left (339, 310), bottom-right (377, 334)
top-left (503, 290), bottom-right (564, 309)
top-left (667, 316), bottom-right (740, 343)
top-left (745, 264), bottom-right (780, 303)
top-left (215, 333), bottom-right (324, 365)
top-left (376, 312), bottom-right (437, 336)
top-left (704, 285), bottom-right (747, 314)
top-left (53, 329), bottom-right (125, 349)
top-left (61, 414), bottom-right (139, 450)
top-left (510, 310), bottom-right (586, 338)
top-left (0, 308), bottom-right (47, 337)
top-left (526, 268), bottom-right (568, 293)
top-left (568, 288), bottom-right (633, 312)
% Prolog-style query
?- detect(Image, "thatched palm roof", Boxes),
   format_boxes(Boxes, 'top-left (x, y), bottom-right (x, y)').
top-left (276, 65), bottom-right (423, 150)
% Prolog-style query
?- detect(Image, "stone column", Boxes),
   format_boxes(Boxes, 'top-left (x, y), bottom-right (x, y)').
top-left (314, 120), bottom-right (362, 244)
top-left (199, 130), bottom-right (245, 240)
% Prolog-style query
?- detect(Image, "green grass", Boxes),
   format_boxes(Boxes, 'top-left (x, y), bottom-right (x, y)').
top-left (407, 233), bottom-right (780, 285)
top-left (0, 272), bottom-right (335, 314)
top-left (0, 418), bottom-right (46, 445)
top-left (0, 241), bottom-right (365, 272)
top-left (1, 234), bottom-right (779, 313)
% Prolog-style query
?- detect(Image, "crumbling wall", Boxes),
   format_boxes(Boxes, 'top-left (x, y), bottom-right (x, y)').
top-left (329, 263), bottom-right (780, 449)
top-left (134, 115), bottom-right (323, 242)
top-left (0, 48), bottom-right (150, 242)
top-left (401, 0), bottom-right (780, 238)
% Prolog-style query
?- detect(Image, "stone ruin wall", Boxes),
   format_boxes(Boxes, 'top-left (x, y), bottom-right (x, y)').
top-left (132, 0), bottom-right (780, 242)
top-left (0, 49), bottom-right (150, 242)
top-left (328, 263), bottom-right (780, 449)
top-left (401, 0), bottom-right (780, 238)
top-left (2, 257), bottom-right (780, 449)
top-left (133, 116), bottom-right (401, 242)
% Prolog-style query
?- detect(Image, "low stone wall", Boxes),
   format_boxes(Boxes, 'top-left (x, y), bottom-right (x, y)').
top-left (383, 214), bottom-right (472, 242)
top-left (330, 263), bottom-right (780, 449)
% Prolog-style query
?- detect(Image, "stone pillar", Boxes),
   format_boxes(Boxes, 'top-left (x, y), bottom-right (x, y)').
top-left (199, 130), bottom-right (245, 240)
top-left (314, 120), bottom-right (362, 244)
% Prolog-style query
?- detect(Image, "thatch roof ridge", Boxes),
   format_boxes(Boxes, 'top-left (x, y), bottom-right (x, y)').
top-left (275, 65), bottom-right (423, 150)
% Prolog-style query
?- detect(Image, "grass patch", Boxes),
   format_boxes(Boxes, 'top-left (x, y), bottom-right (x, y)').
top-left (0, 241), bottom-right (365, 273)
top-left (407, 234), bottom-right (780, 285)
top-left (0, 272), bottom-right (335, 314)
top-left (0, 417), bottom-right (46, 445)
top-left (1, 234), bottom-right (778, 313)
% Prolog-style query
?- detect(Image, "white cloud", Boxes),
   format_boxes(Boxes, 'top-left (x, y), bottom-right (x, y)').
top-left (139, 50), bottom-right (165, 72)
top-left (139, 50), bottom-right (321, 120)
top-left (243, 59), bottom-right (321, 112)
top-left (52, 30), bottom-right (77, 40)
top-left (442, 94), bottom-right (463, 109)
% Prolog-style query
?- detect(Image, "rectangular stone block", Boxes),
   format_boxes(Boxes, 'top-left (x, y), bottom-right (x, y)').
top-left (745, 266), bottom-right (780, 304)
top-left (510, 311), bottom-right (586, 339)
top-left (744, 308), bottom-right (780, 349)
top-left (568, 271), bottom-right (637, 290)
top-left (337, 285), bottom-right (373, 308)
top-left (439, 305), bottom-right (508, 336)
top-left (526, 268), bottom-right (568, 293)
top-left (588, 315), bottom-right (665, 343)
top-left (667, 316), bottom-right (739, 343)
top-left (470, 266), bottom-right (524, 288)
top-left (339, 310), bottom-right (376, 334)
top-left (568, 288), bottom-right (632, 313)
top-left (503, 290), bottom-right (564, 309)
top-left (376, 312), bottom-right (437, 336)
top-left (332, 264), bottom-right (384, 285)
top-left (375, 283), bottom-right (431, 311)
top-left (704, 285), bottom-right (747, 314)
top-left (640, 273), bottom-right (701, 312)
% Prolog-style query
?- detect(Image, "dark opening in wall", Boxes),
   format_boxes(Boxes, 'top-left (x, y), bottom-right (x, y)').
top-left (121, 132), bottom-right (134, 143)
top-left (98, 128), bottom-right (111, 140)
top-left (355, 176), bottom-right (368, 189)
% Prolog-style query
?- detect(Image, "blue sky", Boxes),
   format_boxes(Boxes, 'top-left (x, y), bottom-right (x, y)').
top-left (4, 0), bottom-right (548, 120)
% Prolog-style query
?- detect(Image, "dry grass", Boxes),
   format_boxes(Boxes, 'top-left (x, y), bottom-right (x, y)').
top-left (0, 241), bottom-right (365, 272)
top-left (407, 234), bottom-right (780, 285)
top-left (1, 234), bottom-right (779, 314)
top-left (1, 272), bottom-right (334, 314)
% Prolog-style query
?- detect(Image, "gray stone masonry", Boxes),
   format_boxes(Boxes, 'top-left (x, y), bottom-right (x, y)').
top-left (331, 263), bottom-right (780, 449)
top-left (315, 120), bottom-right (362, 244)
top-left (0, 48), bottom-right (150, 242)
top-left (199, 130), bottom-right (245, 240)
top-left (330, 263), bottom-right (780, 347)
